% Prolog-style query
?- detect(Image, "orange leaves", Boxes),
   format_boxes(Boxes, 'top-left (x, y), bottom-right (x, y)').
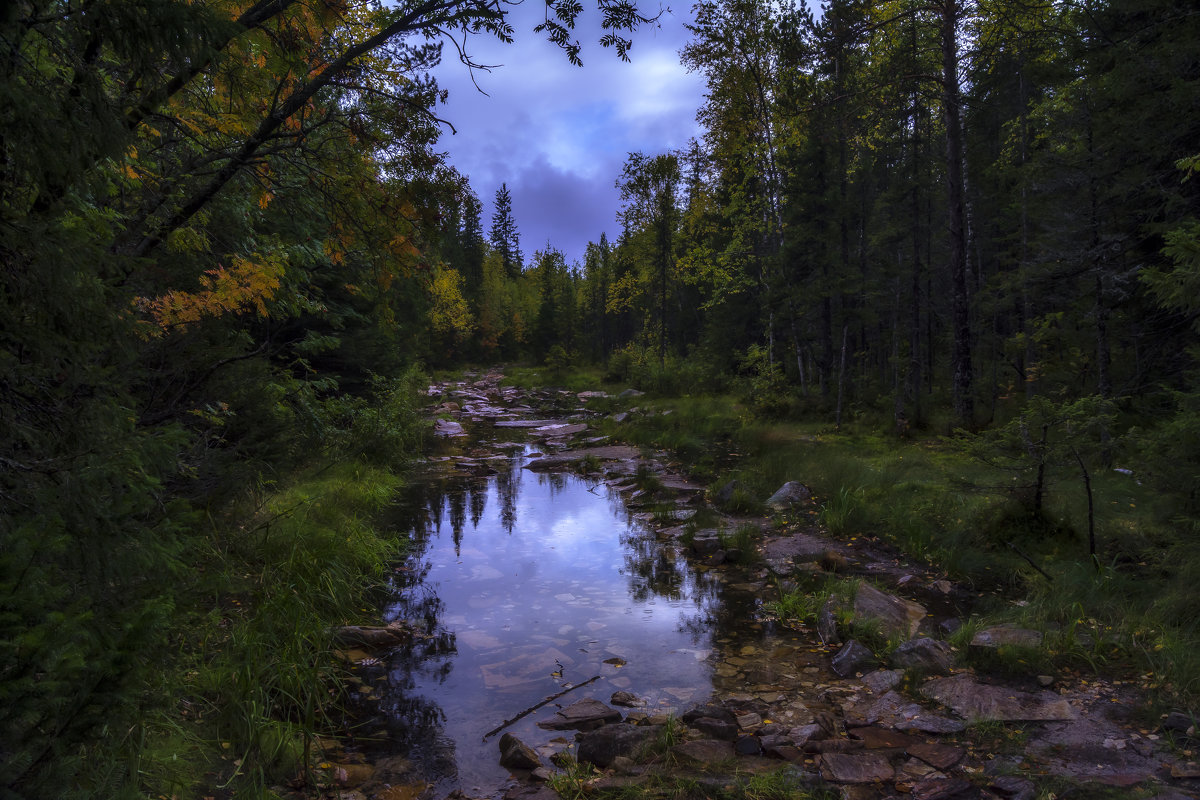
top-left (139, 255), bottom-right (285, 332)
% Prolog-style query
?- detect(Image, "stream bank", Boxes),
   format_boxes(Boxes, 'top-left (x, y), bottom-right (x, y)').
top-left (296, 369), bottom-right (1200, 800)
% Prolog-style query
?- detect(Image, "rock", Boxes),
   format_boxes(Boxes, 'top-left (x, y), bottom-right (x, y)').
top-left (765, 744), bottom-right (805, 762)
top-left (922, 673), bottom-right (1074, 722)
top-left (434, 418), bottom-right (466, 437)
top-left (910, 776), bottom-right (980, 799)
top-left (576, 723), bottom-right (657, 768)
top-left (790, 723), bottom-right (825, 746)
top-left (849, 726), bottom-right (919, 750)
top-left (765, 481), bottom-right (813, 510)
top-left (734, 735), bottom-right (762, 755)
top-left (673, 739), bottom-right (735, 765)
top-left (853, 583), bottom-right (927, 639)
top-left (889, 638), bottom-right (954, 674)
top-left (1036, 675), bottom-right (1055, 687)
top-left (803, 739), bottom-right (865, 754)
top-left (832, 640), bottom-right (879, 677)
top-left (618, 389), bottom-right (645, 399)
top-left (329, 763), bottom-right (375, 788)
top-left (818, 752), bottom-right (895, 783)
top-left (682, 703), bottom-right (739, 726)
top-left (1170, 763), bottom-right (1200, 779)
top-left (499, 734), bottom-right (541, 770)
top-left (969, 624), bottom-right (1043, 650)
top-left (690, 717), bottom-right (738, 741)
top-left (988, 776), bottom-right (1036, 800)
top-left (537, 698), bottom-right (622, 731)
top-left (1162, 711), bottom-right (1196, 734)
top-left (937, 618), bottom-right (963, 638)
top-left (612, 412), bottom-right (630, 423)
top-left (610, 691), bottom-right (645, 708)
top-left (861, 669), bottom-right (904, 694)
top-left (907, 743), bottom-right (966, 770)
top-left (690, 529), bottom-right (724, 555)
top-left (332, 624), bottom-right (410, 649)
top-left (712, 480), bottom-right (742, 506)
top-left (818, 596), bottom-right (842, 645)
top-left (820, 550), bottom-right (850, 573)
top-left (735, 711), bottom-right (763, 729)
top-left (844, 690), bottom-right (965, 733)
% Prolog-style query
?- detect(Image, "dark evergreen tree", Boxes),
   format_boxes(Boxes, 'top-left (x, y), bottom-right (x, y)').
top-left (490, 183), bottom-right (523, 278)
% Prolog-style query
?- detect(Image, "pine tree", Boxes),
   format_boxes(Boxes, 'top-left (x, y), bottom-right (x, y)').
top-left (490, 183), bottom-right (523, 278)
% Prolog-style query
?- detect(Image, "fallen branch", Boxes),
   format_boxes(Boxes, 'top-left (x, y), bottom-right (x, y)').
top-left (1006, 541), bottom-right (1053, 582)
top-left (482, 675), bottom-right (601, 741)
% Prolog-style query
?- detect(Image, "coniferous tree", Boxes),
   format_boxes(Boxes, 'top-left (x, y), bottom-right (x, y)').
top-left (490, 183), bottom-right (523, 278)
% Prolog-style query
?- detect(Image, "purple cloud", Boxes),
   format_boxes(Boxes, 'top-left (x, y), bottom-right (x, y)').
top-left (432, 1), bottom-right (704, 264)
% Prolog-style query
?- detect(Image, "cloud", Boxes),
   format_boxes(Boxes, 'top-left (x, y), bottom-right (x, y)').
top-left (431, 2), bottom-right (704, 264)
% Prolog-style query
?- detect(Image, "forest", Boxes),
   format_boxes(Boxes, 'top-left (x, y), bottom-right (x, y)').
top-left (1, 0), bottom-right (1198, 796)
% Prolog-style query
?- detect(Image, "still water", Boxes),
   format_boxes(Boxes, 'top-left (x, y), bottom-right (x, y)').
top-left (368, 446), bottom-right (726, 795)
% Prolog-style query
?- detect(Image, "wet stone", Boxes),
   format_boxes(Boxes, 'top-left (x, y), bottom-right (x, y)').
top-left (861, 669), bottom-right (904, 694)
top-left (610, 691), bottom-right (645, 707)
top-left (853, 583), bottom-right (927, 639)
top-left (735, 735), bottom-right (763, 755)
top-left (832, 640), bottom-right (879, 677)
top-left (536, 698), bottom-right (622, 731)
top-left (819, 752), bottom-right (895, 784)
top-left (683, 703), bottom-right (738, 726)
top-left (498, 734), bottom-right (541, 770)
top-left (691, 716), bottom-right (738, 741)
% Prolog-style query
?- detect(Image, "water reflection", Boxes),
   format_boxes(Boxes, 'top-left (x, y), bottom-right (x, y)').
top-left (371, 448), bottom-right (724, 796)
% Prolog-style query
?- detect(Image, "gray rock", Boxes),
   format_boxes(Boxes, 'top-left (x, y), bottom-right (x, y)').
top-left (969, 624), bottom-right (1043, 649)
top-left (890, 638), bottom-right (954, 674)
top-left (682, 703), bottom-right (738, 726)
top-left (673, 739), bottom-right (735, 765)
top-left (576, 723), bottom-right (657, 768)
top-left (921, 673), bottom-right (1075, 722)
top-left (499, 733), bottom-right (541, 770)
top-left (853, 583), bottom-right (926, 639)
top-left (690, 529), bottom-right (724, 555)
top-left (819, 752), bottom-right (895, 783)
top-left (690, 716), bottom-right (738, 741)
top-left (610, 691), bottom-right (645, 708)
top-left (765, 481), bottom-right (813, 510)
top-left (832, 640), bottom-right (878, 677)
top-left (536, 698), bottom-right (622, 731)
top-left (618, 389), bottom-right (645, 399)
top-left (907, 743), bottom-right (966, 770)
top-left (712, 480), bottom-right (741, 507)
top-left (910, 776), bottom-right (980, 799)
top-left (988, 776), bottom-right (1036, 800)
top-left (1162, 711), bottom-right (1196, 734)
top-left (734, 735), bottom-right (762, 755)
top-left (937, 618), bottom-right (963, 638)
top-left (861, 669), bottom-right (904, 694)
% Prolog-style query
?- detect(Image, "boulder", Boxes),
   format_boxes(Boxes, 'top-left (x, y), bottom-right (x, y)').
top-left (576, 723), bottom-right (657, 768)
top-left (852, 583), bottom-right (926, 639)
top-left (610, 691), bottom-right (645, 708)
top-left (690, 716), bottom-right (738, 741)
top-left (682, 703), bottom-right (738, 726)
top-left (536, 698), bottom-right (622, 731)
top-left (689, 530), bottom-right (724, 556)
top-left (832, 640), bottom-right (878, 677)
top-left (498, 733), bottom-right (541, 770)
top-left (861, 669), bottom-right (904, 694)
top-left (618, 388), bottom-right (645, 399)
top-left (765, 481), bottom-right (813, 510)
top-left (921, 673), bottom-right (1075, 722)
top-left (889, 638), bottom-right (954, 674)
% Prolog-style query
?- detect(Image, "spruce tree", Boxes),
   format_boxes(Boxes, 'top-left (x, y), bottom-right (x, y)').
top-left (490, 184), bottom-right (523, 278)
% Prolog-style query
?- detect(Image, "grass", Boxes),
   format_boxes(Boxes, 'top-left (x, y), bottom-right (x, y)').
top-left (136, 460), bottom-right (408, 797)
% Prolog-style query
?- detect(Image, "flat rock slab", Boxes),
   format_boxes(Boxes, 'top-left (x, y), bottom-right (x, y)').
top-left (434, 419), bottom-right (466, 436)
top-left (907, 742), bottom-right (965, 770)
top-left (495, 419), bottom-right (566, 428)
top-left (673, 739), bottom-right (735, 765)
top-left (853, 583), bottom-right (927, 639)
top-left (921, 673), bottom-right (1075, 722)
top-left (531, 423), bottom-right (588, 437)
top-left (970, 624), bottom-right (1043, 649)
top-left (819, 752), bottom-right (895, 783)
top-left (524, 446), bottom-right (641, 472)
top-left (537, 698), bottom-right (622, 730)
top-left (850, 726), bottom-right (921, 750)
top-left (844, 690), bottom-right (964, 734)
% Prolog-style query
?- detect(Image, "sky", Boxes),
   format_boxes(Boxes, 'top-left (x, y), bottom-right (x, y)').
top-left (431, 2), bottom-right (707, 266)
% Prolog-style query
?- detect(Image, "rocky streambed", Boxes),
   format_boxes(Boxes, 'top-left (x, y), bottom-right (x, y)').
top-left (301, 370), bottom-right (1200, 800)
